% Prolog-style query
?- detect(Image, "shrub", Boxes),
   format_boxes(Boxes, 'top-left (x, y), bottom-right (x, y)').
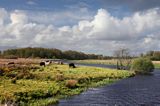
top-left (0, 67), bottom-right (11, 76)
top-left (14, 90), bottom-right (48, 102)
top-left (16, 70), bottom-right (34, 79)
top-left (131, 57), bottom-right (154, 74)
top-left (55, 74), bottom-right (64, 81)
top-left (65, 80), bottom-right (78, 88)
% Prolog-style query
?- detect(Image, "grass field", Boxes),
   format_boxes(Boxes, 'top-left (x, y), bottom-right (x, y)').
top-left (74, 59), bottom-right (160, 69)
top-left (0, 59), bottom-right (135, 106)
top-left (152, 61), bottom-right (160, 68)
top-left (73, 59), bottom-right (117, 65)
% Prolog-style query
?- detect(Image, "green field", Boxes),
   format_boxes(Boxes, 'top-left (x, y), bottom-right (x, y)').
top-left (154, 63), bottom-right (160, 69)
top-left (73, 59), bottom-right (160, 69)
top-left (73, 59), bottom-right (117, 65)
top-left (0, 64), bottom-right (135, 106)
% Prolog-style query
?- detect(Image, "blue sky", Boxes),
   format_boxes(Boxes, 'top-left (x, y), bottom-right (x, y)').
top-left (0, 0), bottom-right (99, 11)
top-left (0, 0), bottom-right (160, 55)
top-left (0, 0), bottom-right (131, 18)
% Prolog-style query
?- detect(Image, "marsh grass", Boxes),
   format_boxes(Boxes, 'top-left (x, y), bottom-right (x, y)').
top-left (0, 63), bottom-right (134, 105)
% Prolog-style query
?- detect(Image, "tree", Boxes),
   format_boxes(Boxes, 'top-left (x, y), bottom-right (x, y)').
top-left (114, 48), bottom-right (132, 70)
top-left (144, 51), bottom-right (160, 61)
top-left (131, 57), bottom-right (154, 74)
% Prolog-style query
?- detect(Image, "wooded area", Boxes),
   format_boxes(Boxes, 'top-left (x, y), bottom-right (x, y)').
top-left (0, 47), bottom-right (111, 60)
top-left (0, 48), bottom-right (160, 60)
top-left (143, 51), bottom-right (160, 61)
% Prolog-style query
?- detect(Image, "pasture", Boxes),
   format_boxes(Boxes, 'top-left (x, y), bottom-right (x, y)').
top-left (0, 59), bottom-right (134, 106)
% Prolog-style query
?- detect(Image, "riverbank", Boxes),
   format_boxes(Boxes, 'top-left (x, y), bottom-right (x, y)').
top-left (0, 62), bottom-right (134, 106)
top-left (57, 69), bottom-right (160, 106)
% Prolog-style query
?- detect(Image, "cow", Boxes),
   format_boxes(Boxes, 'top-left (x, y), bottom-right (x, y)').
top-left (40, 61), bottom-right (51, 67)
top-left (45, 61), bottom-right (51, 65)
top-left (40, 62), bottom-right (45, 67)
top-left (69, 63), bottom-right (76, 68)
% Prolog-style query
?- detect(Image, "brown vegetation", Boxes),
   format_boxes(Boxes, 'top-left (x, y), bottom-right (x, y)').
top-left (65, 80), bottom-right (78, 88)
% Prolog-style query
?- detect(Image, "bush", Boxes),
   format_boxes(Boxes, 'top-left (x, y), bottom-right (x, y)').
top-left (55, 74), bottom-right (64, 81)
top-left (65, 80), bottom-right (78, 88)
top-left (16, 70), bottom-right (35, 79)
top-left (131, 57), bottom-right (154, 74)
top-left (0, 67), bottom-right (11, 76)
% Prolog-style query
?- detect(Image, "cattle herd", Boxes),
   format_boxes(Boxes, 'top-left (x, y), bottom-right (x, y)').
top-left (39, 60), bottom-right (76, 68)
top-left (4, 60), bottom-right (76, 68)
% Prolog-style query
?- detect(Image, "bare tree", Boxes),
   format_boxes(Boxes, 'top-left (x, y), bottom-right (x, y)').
top-left (114, 48), bottom-right (132, 70)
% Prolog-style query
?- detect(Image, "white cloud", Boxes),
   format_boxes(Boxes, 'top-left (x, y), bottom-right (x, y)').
top-left (27, 1), bottom-right (37, 5)
top-left (0, 8), bottom-right (8, 26)
top-left (0, 8), bottom-right (160, 55)
top-left (10, 10), bottom-right (28, 24)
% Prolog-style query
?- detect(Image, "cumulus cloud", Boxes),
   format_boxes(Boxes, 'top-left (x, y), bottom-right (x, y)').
top-left (0, 8), bottom-right (160, 55)
top-left (10, 10), bottom-right (28, 24)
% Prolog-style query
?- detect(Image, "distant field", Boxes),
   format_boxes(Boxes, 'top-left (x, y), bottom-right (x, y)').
top-left (0, 59), bottom-right (134, 106)
top-left (73, 59), bottom-right (117, 65)
top-left (74, 59), bottom-right (160, 69)
top-left (153, 61), bottom-right (160, 69)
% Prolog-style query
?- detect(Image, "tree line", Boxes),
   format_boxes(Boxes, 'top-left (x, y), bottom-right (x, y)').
top-left (142, 51), bottom-right (160, 61)
top-left (0, 47), bottom-right (112, 60)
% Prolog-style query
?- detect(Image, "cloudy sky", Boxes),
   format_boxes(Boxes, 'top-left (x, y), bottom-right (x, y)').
top-left (0, 0), bottom-right (160, 55)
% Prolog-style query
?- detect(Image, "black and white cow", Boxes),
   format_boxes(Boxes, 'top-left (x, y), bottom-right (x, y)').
top-left (40, 60), bottom-right (51, 67)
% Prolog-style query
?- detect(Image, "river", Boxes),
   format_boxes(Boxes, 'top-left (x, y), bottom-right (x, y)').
top-left (54, 63), bottom-right (160, 106)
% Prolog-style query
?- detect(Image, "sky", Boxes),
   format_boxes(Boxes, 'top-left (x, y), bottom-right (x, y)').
top-left (0, 0), bottom-right (160, 55)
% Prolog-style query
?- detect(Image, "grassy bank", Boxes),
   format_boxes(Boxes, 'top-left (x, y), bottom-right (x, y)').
top-left (0, 64), bottom-right (135, 106)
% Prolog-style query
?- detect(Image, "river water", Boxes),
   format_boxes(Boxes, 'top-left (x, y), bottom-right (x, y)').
top-left (54, 63), bottom-right (160, 106)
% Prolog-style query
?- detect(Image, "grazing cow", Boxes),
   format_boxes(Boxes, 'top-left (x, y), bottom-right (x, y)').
top-left (7, 62), bottom-right (14, 65)
top-left (45, 61), bottom-right (51, 65)
top-left (40, 62), bottom-right (45, 67)
top-left (40, 61), bottom-right (51, 67)
top-left (45, 60), bottom-right (51, 63)
top-left (69, 63), bottom-right (76, 68)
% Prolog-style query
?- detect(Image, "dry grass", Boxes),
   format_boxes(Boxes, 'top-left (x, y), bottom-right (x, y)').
top-left (152, 61), bottom-right (160, 64)
top-left (0, 58), bottom-right (41, 65)
top-left (65, 80), bottom-right (78, 88)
